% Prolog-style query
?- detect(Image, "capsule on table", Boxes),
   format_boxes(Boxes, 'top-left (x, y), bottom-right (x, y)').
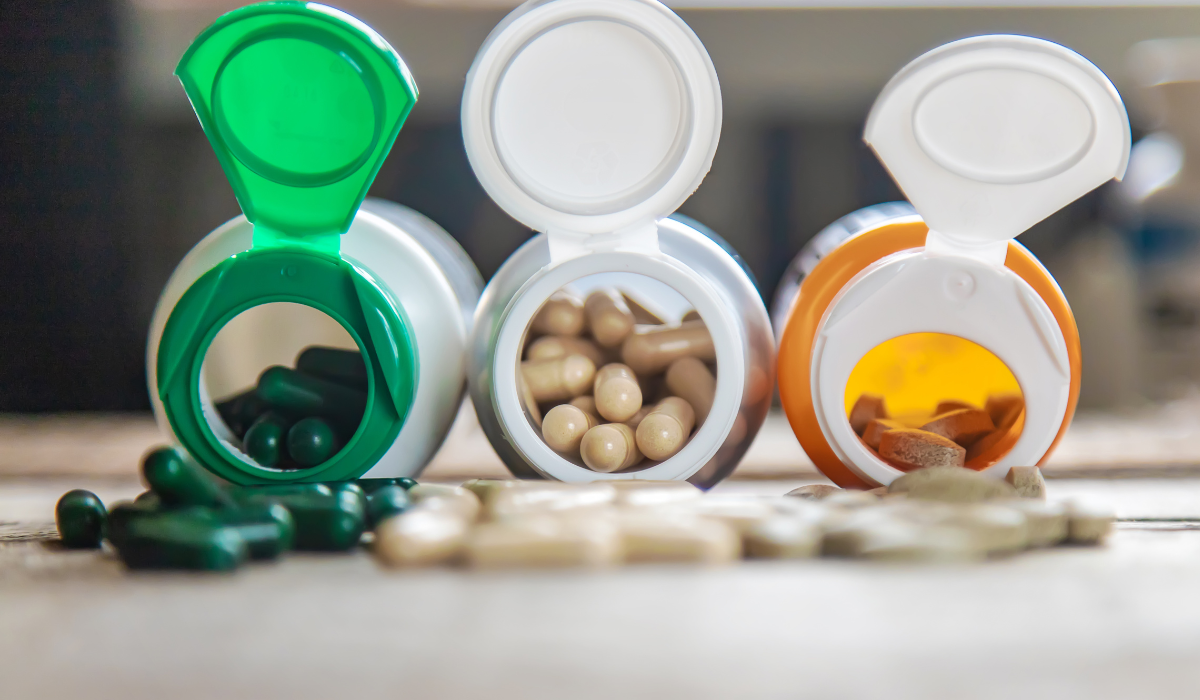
top-left (531, 290), bottom-right (585, 337)
top-left (114, 510), bottom-right (248, 571)
top-left (542, 404), bottom-right (597, 456)
top-left (235, 482), bottom-right (334, 501)
top-left (55, 490), bottom-right (106, 549)
top-left (215, 389), bottom-right (269, 440)
top-left (357, 478), bottom-right (403, 494)
top-left (593, 363), bottom-right (642, 422)
top-left (366, 484), bottom-right (411, 529)
top-left (142, 446), bottom-right (236, 509)
top-left (465, 515), bottom-right (621, 569)
top-left (585, 289), bottom-right (636, 348)
top-left (665, 356), bottom-right (715, 424)
top-left (243, 412), bottom-right (290, 467)
top-left (526, 335), bottom-right (607, 368)
top-left (521, 355), bottom-right (595, 403)
top-left (287, 417), bottom-right (340, 467)
top-left (580, 423), bottom-right (642, 473)
top-left (621, 320), bottom-right (714, 375)
top-left (264, 489), bottom-right (366, 551)
top-left (296, 345), bottom-right (368, 390)
top-left (408, 483), bottom-right (482, 523)
top-left (373, 507), bottom-right (470, 567)
top-left (255, 366), bottom-right (367, 431)
top-left (209, 502), bottom-right (295, 560)
top-left (635, 397), bottom-right (696, 461)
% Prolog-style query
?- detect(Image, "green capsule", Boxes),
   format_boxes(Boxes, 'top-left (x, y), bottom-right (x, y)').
top-left (56, 490), bottom-right (106, 549)
top-left (210, 503), bottom-right (295, 560)
top-left (396, 477), bottom-right (418, 490)
top-left (106, 500), bottom-right (159, 546)
top-left (215, 389), bottom-right (269, 439)
top-left (287, 417), bottom-right (340, 467)
top-left (366, 485), bottom-right (409, 529)
top-left (235, 483), bottom-right (334, 502)
top-left (243, 412), bottom-right (290, 467)
top-left (115, 510), bottom-right (248, 571)
top-left (270, 489), bottom-right (365, 552)
top-left (358, 478), bottom-right (401, 494)
top-left (296, 346), bottom-right (368, 390)
top-left (142, 447), bottom-right (236, 509)
top-left (256, 366), bottom-right (366, 432)
top-left (133, 491), bottom-right (160, 507)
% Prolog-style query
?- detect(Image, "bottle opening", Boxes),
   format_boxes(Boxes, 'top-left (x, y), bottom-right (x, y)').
top-left (843, 332), bottom-right (1025, 471)
top-left (201, 302), bottom-right (368, 472)
top-left (516, 273), bottom-right (716, 475)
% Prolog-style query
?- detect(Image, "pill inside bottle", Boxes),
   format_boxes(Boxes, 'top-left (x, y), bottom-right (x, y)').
top-left (202, 302), bottom-right (368, 471)
top-left (842, 333), bottom-right (1025, 471)
top-left (519, 274), bottom-right (718, 473)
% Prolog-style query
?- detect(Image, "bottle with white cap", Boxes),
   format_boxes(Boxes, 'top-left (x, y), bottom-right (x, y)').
top-left (462, 0), bottom-right (774, 487)
top-left (772, 35), bottom-right (1131, 489)
top-left (146, 3), bottom-right (481, 484)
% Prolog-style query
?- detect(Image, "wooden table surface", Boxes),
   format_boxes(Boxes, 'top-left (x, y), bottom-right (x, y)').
top-left (4, 405), bottom-right (1200, 699)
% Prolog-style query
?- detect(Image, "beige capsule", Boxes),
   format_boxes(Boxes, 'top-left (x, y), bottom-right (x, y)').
top-left (541, 404), bottom-right (597, 455)
top-left (465, 515), bottom-right (622, 569)
top-left (484, 482), bottom-right (617, 521)
top-left (665, 356), bottom-right (715, 424)
top-left (531, 290), bottom-right (585, 337)
top-left (660, 496), bottom-right (776, 534)
top-left (526, 335), bottom-right (607, 368)
top-left (374, 508), bottom-right (470, 567)
top-left (744, 516), bottom-right (822, 559)
top-left (621, 292), bottom-right (664, 325)
top-left (635, 397), bottom-right (696, 461)
top-left (616, 512), bottom-right (741, 564)
top-left (593, 363), bottom-right (643, 422)
top-left (623, 405), bottom-right (653, 430)
top-left (521, 354), bottom-right (596, 402)
top-left (580, 423), bottom-right (642, 473)
top-left (621, 321), bottom-right (715, 375)
top-left (603, 480), bottom-right (702, 507)
top-left (408, 483), bottom-right (482, 523)
top-left (585, 289), bottom-right (637, 348)
top-left (461, 479), bottom-right (524, 502)
top-left (569, 395), bottom-right (598, 418)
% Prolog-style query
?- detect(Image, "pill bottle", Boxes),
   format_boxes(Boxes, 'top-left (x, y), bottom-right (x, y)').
top-left (772, 36), bottom-right (1131, 489)
top-left (146, 2), bottom-right (481, 484)
top-left (462, 0), bottom-right (774, 488)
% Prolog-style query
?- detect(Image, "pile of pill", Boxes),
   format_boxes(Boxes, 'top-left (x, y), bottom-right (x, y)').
top-left (54, 446), bottom-right (414, 570)
top-left (370, 465), bottom-right (1115, 569)
top-left (215, 346), bottom-right (367, 469)
top-left (520, 288), bottom-right (716, 472)
top-left (849, 393), bottom-right (1025, 469)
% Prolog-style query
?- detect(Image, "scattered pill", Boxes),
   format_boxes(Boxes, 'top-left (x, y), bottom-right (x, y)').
top-left (466, 515), bottom-right (621, 569)
top-left (484, 482), bottom-right (617, 521)
top-left (243, 412), bottom-right (289, 467)
top-left (636, 397), bottom-right (696, 461)
top-left (287, 417), bottom-right (340, 467)
top-left (621, 321), bottom-right (715, 375)
top-left (935, 503), bottom-right (1029, 556)
top-left (858, 524), bottom-right (982, 563)
top-left (531, 291), bottom-right (585, 337)
top-left (823, 490), bottom-right (882, 509)
top-left (115, 510), bottom-right (248, 572)
top-left (662, 496), bottom-right (776, 534)
top-left (920, 409), bottom-right (995, 448)
top-left (849, 394), bottom-right (888, 436)
top-left (374, 508), bottom-right (470, 567)
top-left (210, 503), bottom-right (295, 560)
top-left (269, 489), bottom-right (366, 551)
top-left (1066, 502), bottom-right (1115, 545)
top-left (461, 479), bottom-right (523, 502)
top-left (621, 293), bottom-right (664, 325)
top-left (992, 499), bottom-right (1067, 547)
top-left (879, 429), bottom-right (966, 471)
top-left (617, 513), bottom-right (741, 564)
top-left (526, 335), bottom-right (607, 368)
top-left (580, 423), bottom-right (642, 473)
top-left (604, 480), bottom-right (702, 507)
top-left (256, 365), bottom-right (366, 433)
top-left (521, 355), bottom-right (596, 403)
top-left (862, 418), bottom-right (905, 450)
top-left (786, 484), bottom-right (841, 500)
top-left (593, 363), bottom-right (644, 422)
top-left (887, 466), bottom-right (1016, 503)
top-left (142, 447), bottom-right (236, 509)
top-left (55, 490), bottom-right (106, 549)
top-left (542, 404), bottom-right (597, 456)
top-left (408, 484), bottom-right (482, 523)
top-left (585, 288), bottom-right (637, 348)
top-left (1005, 466), bottom-right (1046, 499)
top-left (366, 484), bottom-right (411, 529)
top-left (295, 346), bottom-right (368, 390)
top-left (744, 517), bottom-right (822, 559)
top-left (665, 356), bottom-right (715, 424)
top-left (358, 478), bottom-right (402, 494)
top-left (396, 477), bottom-right (418, 490)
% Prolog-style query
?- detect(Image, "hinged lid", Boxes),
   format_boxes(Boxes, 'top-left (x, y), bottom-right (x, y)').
top-left (461, 0), bottom-right (721, 241)
top-left (176, 1), bottom-right (418, 242)
top-left (865, 35), bottom-right (1130, 263)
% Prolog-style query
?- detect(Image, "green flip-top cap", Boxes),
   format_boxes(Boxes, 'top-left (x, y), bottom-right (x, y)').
top-left (156, 2), bottom-right (420, 485)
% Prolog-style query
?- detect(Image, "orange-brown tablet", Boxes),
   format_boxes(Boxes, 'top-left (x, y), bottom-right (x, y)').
top-left (848, 394), bottom-right (888, 436)
top-left (920, 409), bottom-right (995, 447)
top-left (585, 289), bottom-right (636, 348)
top-left (521, 355), bottom-right (596, 402)
top-left (879, 429), bottom-right (965, 471)
top-left (935, 400), bottom-right (977, 415)
top-left (526, 335), bottom-right (607, 368)
top-left (986, 393), bottom-right (1024, 429)
top-left (621, 321), bottom-right (714, 375)
top-left (531, 291), bottom-right (585, 337)
top-left (861, 418), bottom-right (906, 450)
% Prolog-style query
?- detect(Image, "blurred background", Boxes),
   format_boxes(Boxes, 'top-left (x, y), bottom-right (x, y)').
top-left (6, 0), bottom-right (1200, 413)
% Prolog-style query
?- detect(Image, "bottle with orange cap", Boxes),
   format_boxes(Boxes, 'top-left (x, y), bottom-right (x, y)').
top-left (771, 35), bottom-right (1131, 489)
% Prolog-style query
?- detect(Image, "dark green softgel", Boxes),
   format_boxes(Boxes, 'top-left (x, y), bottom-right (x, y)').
top-left (115, 510), bottom-right (248, 571)
top-left (210, 503), bottom-right (295, 560)
top-left (266, 489), bottom-right (365, 552)
top-left (366, 485), bottom-right (409, 529)
top-left (243, 412), bottom-right (290, 467)
top-left (256, 366), bottom-right (366, 431)
top-left (142, 447), bottom-right (236, 509)
top-left (296, 346), bottom-right (368, 390)
top-left (56, 490), bottom-right (106, 548)
top-left (215, 389), bottom-right (269, 440)
top-left (288, 417), bottom-right (339, 467)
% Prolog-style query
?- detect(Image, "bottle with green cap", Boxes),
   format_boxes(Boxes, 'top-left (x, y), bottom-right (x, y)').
top-left (146, 2), bottom-right (481, 485)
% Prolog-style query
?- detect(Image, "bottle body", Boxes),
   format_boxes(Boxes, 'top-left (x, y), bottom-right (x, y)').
top-left (469, 216), bottom-right (774, 488)
top-left (147, 199), bottom-right (481, 481)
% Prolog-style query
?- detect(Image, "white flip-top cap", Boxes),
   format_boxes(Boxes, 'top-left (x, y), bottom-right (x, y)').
top-left (462, 0), bottom-right (721, 249)
top-left (865, 35), bottom-right (1131, 263)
